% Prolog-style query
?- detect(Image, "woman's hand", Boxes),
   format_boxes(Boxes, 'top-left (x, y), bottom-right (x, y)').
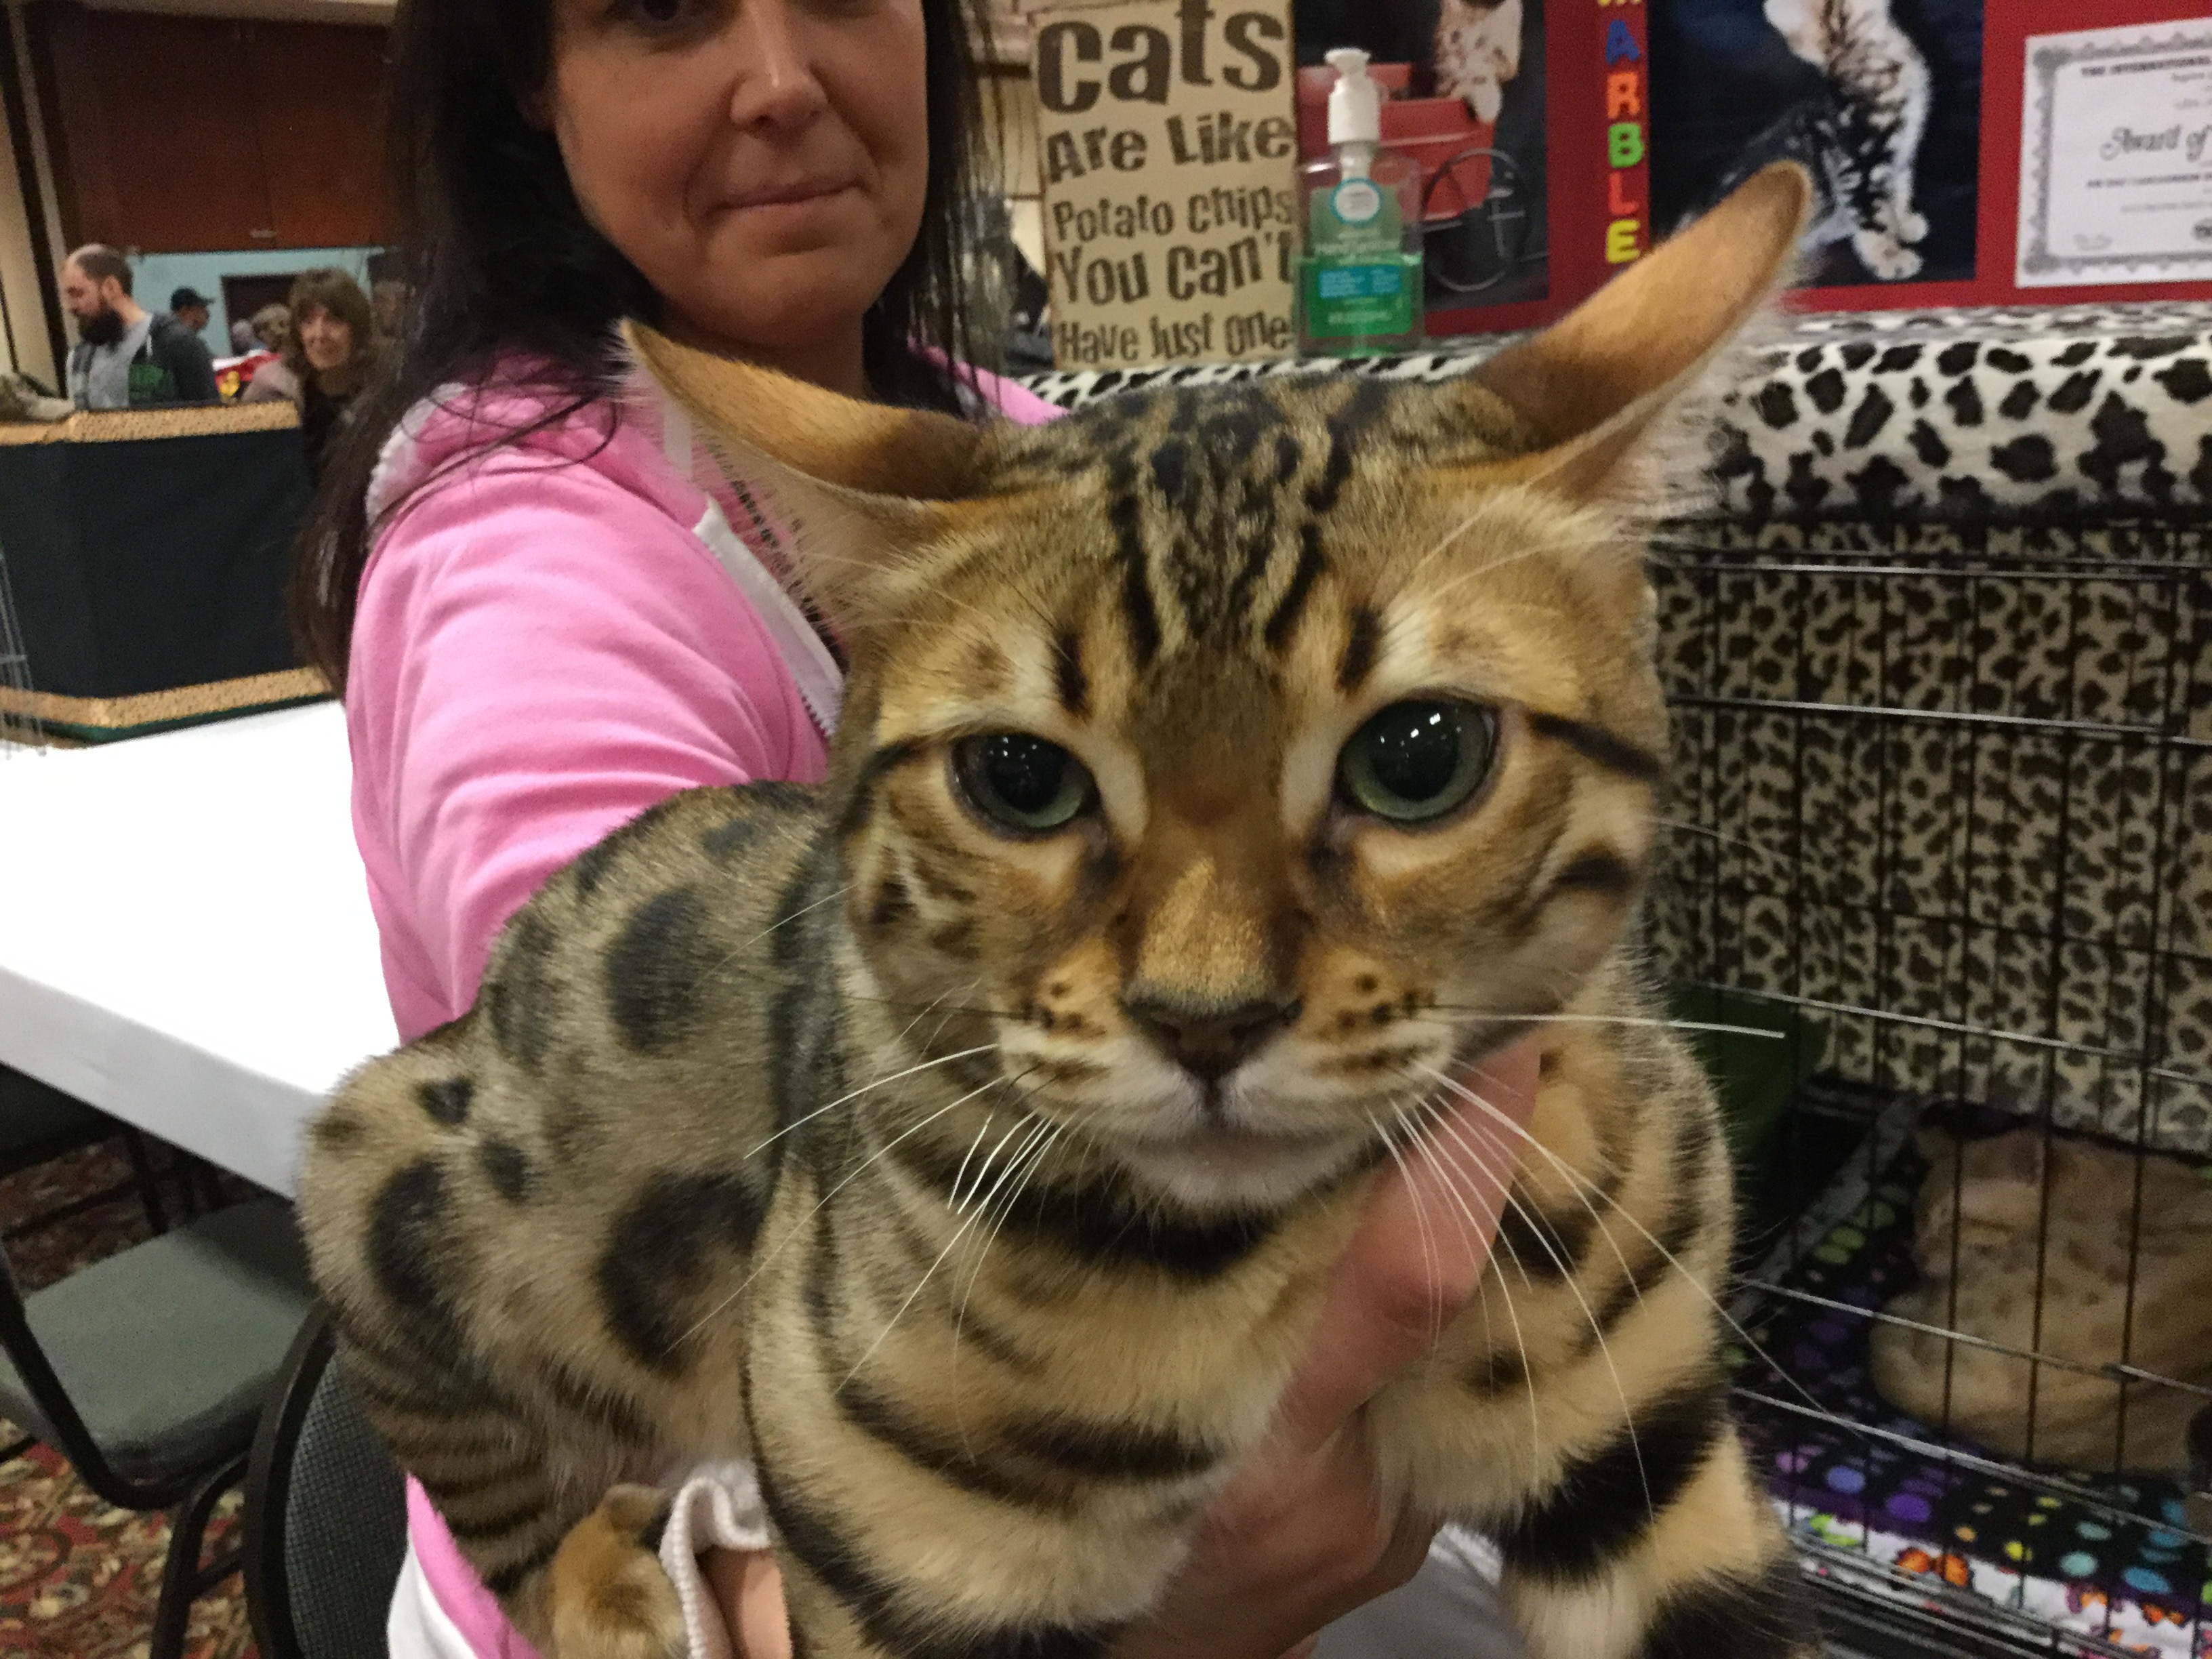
top-left (704, 1040), bottom-right (1542, 1659)
top-left (705, 1546), bottom-right (793, 1659)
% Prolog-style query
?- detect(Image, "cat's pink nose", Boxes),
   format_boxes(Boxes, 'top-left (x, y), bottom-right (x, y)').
top-left (1124, 991), bottom-right (1300, 1082)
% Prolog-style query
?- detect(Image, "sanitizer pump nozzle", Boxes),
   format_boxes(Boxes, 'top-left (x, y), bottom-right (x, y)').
top-left (1325, 47), bottom-right (1382, 178)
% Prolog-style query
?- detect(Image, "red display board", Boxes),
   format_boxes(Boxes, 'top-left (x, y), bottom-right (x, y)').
top-left (1297, 0), bottom-right (2212, 339)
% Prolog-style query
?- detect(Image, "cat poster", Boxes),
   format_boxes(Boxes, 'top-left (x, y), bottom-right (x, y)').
top-left (1291, 0), bottom-right (1551, 326)
top-left (1650, 0), bottom-right (1984, 289)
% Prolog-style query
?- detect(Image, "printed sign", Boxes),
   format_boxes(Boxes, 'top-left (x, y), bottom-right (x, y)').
top-left (1025, 0), bottom-right (1300, 368)
top-left (1599, 0), bottom-right (1647, 270)
top-left (2018, 18), bottom-right (2212, 287)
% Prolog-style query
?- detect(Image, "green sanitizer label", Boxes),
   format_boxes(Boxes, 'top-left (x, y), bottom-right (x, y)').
top-left (1304, 179), bottom-right (1413, 340)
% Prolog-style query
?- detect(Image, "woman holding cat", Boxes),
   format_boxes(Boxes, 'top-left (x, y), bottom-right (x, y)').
top-left (293, 1), bottom-right (1537, 1656)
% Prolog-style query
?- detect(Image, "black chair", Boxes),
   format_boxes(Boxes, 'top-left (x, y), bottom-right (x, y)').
top-left (0, 1063), bottom-right (172, 1240)
top-left (245, 1308), bottom-right (409, 1659)
top-left (0, 1193), bottom-right (315, 1658)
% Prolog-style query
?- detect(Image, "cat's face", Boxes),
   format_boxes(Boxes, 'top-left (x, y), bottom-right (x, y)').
top-left (827, 382), bottom-right (1666, 1208)
top-left (633, 163), bottom-right (1812, 1210)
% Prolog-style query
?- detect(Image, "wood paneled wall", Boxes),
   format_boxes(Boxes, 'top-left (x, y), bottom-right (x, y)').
top-left (28, 3), bottom-right (392, 255)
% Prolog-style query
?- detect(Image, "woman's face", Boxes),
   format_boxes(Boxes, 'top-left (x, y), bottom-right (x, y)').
top-left (298, 306), bottom-right (355, 373)
top-left (546, 0), bottom-right (932, 371)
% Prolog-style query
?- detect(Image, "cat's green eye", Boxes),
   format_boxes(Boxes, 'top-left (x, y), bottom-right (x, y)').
top-left (953, 733), bottom-right (1095, 835)
top-left (1336, 700), bottom-right (1496, 824)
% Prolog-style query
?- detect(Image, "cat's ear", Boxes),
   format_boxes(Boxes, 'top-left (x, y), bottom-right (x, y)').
top-left (623, 321), bottom-right (986, 632)
top-left (1464, 161), bottom-right (1812, 499)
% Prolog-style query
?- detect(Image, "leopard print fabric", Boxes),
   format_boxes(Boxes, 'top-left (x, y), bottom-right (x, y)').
top-left (1645, 517), bottom-right (2212, 1156)
top-left (1708, 307), bottom-right (2212, 521)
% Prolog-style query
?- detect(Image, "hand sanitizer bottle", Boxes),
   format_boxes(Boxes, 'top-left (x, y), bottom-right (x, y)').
top-left (1296, 47), bottom-right (1425, 357)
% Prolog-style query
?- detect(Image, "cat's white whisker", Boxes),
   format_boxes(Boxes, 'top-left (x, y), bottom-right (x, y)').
top-left (1414, 496), bottom-right (1525, 574)
top-left (1369, 1109), bottom-right (1451, 1345)
top-left (699, 880), bottom-right (854, 987)
top-left (954, 1114), bottom-right (1057, 1298)
top-left (1405, 1088), bottom-right (1511, 1433)
top-left (890, 983), bottom-right (963, 1048)
top-left (1429, 1130), bottom-right (1544, 1488)
top-left (955, 1112), bottom-right (1042, 1221)
top-left (1655, 816), bottom-right (1797, 868)
top-left (1380, 1092), bottom-right (1539, 1477)
top-left (1652, 815), bottom-right (1853, 966)
top-left (846, 1115), bottom-right (1068, 1391)
top-left (1425, 1008), bottom-right (1788, 1044)
top-left (983, 1117), bottom-right (1069, 1277)
top-left (743, 1043), bottom-right (1004, 1160)
top-left (680, 1068), bottom-right (1032, 1347)
top-left (1417, 1100), bottom-right (1656, 1521)
top-left (951, 1115), bottom-right (1068, 1374)
top-left (1418, 1065), bottom-right (1851, 1438)
top-left (707, 935), bottom-right (1008, 1025)
top-left (947, 1112), bottom-right (1001, 1216)
top-left (937, 1112), bottom-right (1053, 1441)
top-left (1412, 1073), bottom-right (1655, 1352)
top-left (1387, 1094), bottom-right (1504, 1272)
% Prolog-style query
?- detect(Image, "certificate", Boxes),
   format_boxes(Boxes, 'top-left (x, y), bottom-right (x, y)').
top-left (2018, 19), bottom-right (2212, 287)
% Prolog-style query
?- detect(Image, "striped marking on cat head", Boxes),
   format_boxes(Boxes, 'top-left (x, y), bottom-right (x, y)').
top-left (631, 165), bottom-right (1811, 1210)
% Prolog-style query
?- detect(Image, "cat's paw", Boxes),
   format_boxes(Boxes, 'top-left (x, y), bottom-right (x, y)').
top-left (1469, 80), bottom-right (1504, 125)
top-left (1851, 228), bottom-right (1923, 281)
top-left (548, 1485), bottom-right (689, 1659)
top-left (1896, 205), bottom-right (1930, 243)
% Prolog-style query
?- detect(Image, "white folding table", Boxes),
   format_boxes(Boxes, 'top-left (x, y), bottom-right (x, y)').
top-left (0, 702), bottom-right (394, 1196)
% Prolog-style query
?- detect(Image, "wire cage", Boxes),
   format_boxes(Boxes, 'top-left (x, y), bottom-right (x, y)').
top-left (0, 537), bottom-right (43, 750)
top-left (1645, 514), bottom-right (2212, 1659)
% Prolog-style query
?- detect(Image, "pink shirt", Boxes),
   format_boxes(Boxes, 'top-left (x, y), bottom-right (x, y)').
top-left (349, 355), bottom-right (1058, 1657)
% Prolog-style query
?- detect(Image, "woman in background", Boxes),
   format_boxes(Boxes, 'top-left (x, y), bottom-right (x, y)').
top-left (275, 268), bottom-right (379, 478)
top-left (253, 302), bottom-right (291, 351)
top-left (371, 278), bottom-right (411, 350)
top-left (242, 302), bottom-right (297, 403)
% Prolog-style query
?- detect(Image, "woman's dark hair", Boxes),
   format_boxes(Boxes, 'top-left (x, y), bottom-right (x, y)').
top-left (293, 0), bottom-right (994, 689)
top-left (281, 267), bottom-right (377, 384)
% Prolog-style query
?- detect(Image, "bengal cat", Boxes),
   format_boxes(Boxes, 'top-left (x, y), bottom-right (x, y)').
top-left (299, 165), bottom-right (1820, 1659)
top-left (1872, 1127), bottom-right (2212, 1474)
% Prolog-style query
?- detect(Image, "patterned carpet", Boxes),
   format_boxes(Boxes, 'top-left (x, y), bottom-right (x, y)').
top-left (0, 1139), bottom-right (255, 1658)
